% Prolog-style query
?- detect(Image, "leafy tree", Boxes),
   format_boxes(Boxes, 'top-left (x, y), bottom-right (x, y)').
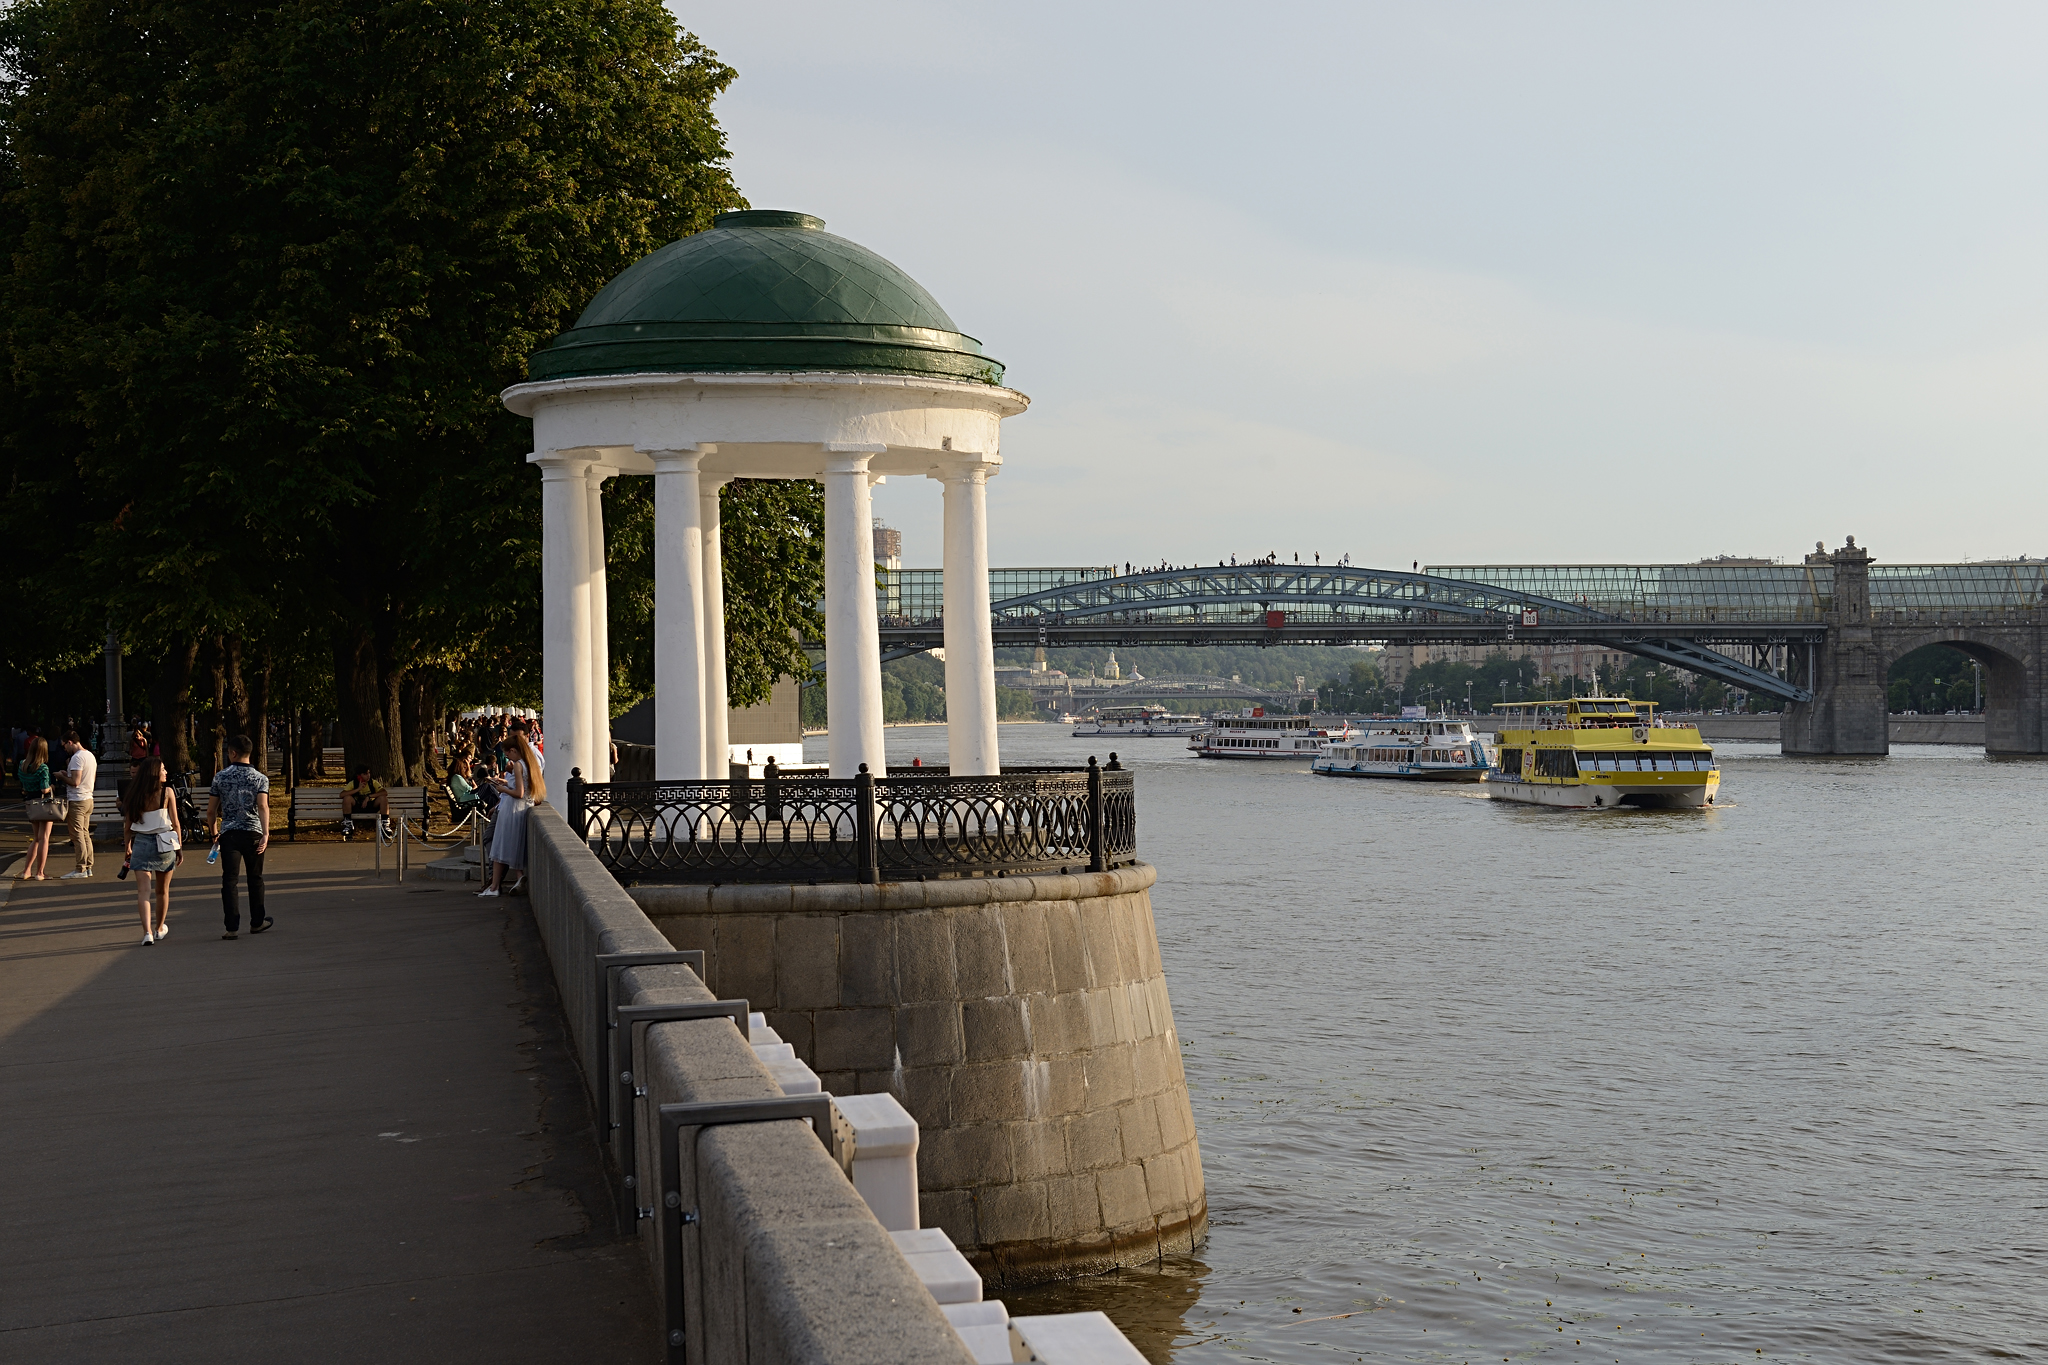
top-left (0, 0), bottom-right (746, 779)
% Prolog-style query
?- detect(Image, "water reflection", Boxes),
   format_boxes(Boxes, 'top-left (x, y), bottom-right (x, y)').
top-left (1005, 1254), bottom-right (1212, 1363)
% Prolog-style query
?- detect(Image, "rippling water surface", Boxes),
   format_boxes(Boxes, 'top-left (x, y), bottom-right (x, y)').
top-left (812, 726), bottom-right (2047, 1363)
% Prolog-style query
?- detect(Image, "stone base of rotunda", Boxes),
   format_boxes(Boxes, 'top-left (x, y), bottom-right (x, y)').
top-left (629, 863), bottom-right (1206, 1286)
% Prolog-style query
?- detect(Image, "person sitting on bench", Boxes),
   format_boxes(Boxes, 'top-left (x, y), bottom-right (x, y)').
top-left (446, 756), bottom-right (484, 822)
top-left (342, 765), bottom-right (391, 839)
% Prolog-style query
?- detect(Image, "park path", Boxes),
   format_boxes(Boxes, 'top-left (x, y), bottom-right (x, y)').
top-left (0, 844), bottom-right (658, 1364)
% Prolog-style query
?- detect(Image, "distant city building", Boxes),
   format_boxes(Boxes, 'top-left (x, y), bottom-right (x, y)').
top-left (872, 520), bottom-right (903, 571)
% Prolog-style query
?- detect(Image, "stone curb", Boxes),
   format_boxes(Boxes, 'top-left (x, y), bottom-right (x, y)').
top-left (631, 861), bottom-right (1159, 917)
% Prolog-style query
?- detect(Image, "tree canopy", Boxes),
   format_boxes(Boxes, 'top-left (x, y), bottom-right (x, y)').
top-left (1, 0), bottom-right (819, 777)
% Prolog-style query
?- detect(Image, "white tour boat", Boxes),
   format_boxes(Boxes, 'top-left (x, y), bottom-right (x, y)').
top-left (1190, 709), bottom-right (1352, 759)
top-left (1073, 705), bottom-right (1208, 738)
top-left (1310, 718), bottom-right (1492, 782)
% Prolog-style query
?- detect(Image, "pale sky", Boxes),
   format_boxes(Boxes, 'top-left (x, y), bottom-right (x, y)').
top-left (676, 1), bottom-right (2048, 570)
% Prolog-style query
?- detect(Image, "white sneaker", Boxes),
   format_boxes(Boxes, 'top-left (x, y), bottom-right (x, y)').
top-left (477, 888), bottom-right (499, 898)
top-left (61, 870), bottom-right (92, 880)
top-left (155, 923), bottom-right (170, 941)
top-left (142, 932), bottom-right (155, 945)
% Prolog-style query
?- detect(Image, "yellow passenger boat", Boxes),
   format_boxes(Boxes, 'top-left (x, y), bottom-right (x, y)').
top-left (1485, 697), bottom-right (1720, 809)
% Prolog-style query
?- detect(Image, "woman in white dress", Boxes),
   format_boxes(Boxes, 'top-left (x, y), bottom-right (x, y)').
top-left (479, 730), bottom-right (545, 898)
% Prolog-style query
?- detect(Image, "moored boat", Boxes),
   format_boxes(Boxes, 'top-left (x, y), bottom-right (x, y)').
top-left (1485, 697), bottom-right (1720, 809)
top-left (1311, 718), bottom-right (1492, 781)
top-left (1190, 709), bottom-right (1351, 759)
top-left (1073, 705), bottom-right (1207, 737)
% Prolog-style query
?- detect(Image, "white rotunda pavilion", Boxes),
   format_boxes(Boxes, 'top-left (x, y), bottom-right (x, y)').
top-left (502, 210), bottom-right (1028, 784)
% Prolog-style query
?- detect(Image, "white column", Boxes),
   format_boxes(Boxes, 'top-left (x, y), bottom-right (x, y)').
top-left (933, 458), bottom-right (1002, 775)
top-left (585, 465), bottom-right (612, 781)
top-left (650, 447), bottom-right (710, 780)
top-left (537, 453), bottom-right (595, 790)
top-left (823, 445), bottom-right (888, 778)
top-left (701, 476), bottom-right (732, 772)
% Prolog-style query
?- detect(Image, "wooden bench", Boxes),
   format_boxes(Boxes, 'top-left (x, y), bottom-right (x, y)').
top-left (288, 786), bottom-right (429, 841)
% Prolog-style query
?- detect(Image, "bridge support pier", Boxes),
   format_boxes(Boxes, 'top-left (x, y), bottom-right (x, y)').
top-left (1782, 541), bottom-right (1888, 756)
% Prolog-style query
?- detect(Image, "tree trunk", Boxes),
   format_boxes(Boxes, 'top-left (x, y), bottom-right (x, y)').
top-left (245, 641), bottom-right (272, 774)
top-left (333, 627), bottom-right (401, 782)
top-left (222, 635), bottom-right (247, 751)
top-left (297, 705), bottom-right (320, 779)
top-left (399, 672), bottom-right (426, 784)
top-left (194, 634), bottom-right (227, 779)
top-left (381, 665), bottom-right (406, 783)
top-left (149, 636), bottom-right (200, 777)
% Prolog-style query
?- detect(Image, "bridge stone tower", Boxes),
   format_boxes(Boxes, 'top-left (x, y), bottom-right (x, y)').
top-left (1782, 539), bottom-right (1890, 756)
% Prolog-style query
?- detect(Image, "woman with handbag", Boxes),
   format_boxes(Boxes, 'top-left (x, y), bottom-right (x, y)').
top-left (19, 737), bottom-right (59, 880)
top-left (122, 757), bottom-right (183, 945)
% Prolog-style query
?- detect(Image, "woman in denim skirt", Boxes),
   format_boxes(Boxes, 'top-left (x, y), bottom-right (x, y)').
top-left (122, 758), bottom-right (183, 945)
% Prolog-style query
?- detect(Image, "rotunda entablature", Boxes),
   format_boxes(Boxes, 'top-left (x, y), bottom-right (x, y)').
top-left (503, 369), bottom-right (1028, 477)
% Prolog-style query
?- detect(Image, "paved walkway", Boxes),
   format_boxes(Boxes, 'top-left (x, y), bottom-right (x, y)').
top-left (0, 844), bottom-right (658, 1363)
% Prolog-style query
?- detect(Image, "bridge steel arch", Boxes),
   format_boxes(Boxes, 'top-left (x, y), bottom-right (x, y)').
top-left (875, 564), bottom-right (1813, 703)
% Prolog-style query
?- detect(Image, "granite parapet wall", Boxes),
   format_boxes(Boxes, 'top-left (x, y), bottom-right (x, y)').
top-left (631, 864), bottom-right (1207, 1287)
top-left (526, 803), bottom-right (972, 1364)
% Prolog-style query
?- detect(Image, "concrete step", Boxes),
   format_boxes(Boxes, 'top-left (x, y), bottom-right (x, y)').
top-left (422, 856), bottom-right (478, 882)
top-left (461, 844), bottom-right (482, 864)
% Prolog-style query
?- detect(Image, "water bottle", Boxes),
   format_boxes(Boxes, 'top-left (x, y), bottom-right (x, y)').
top-left (207, 840), bottom-right (221, 866)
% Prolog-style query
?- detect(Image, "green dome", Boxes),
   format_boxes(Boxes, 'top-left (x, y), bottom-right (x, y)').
top-left (527, 210), bottom-right (1004, 385)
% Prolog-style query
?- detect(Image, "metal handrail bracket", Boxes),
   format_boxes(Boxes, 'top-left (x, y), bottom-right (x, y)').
top-left (611, 998), bottom-right (751, 1227)
top-left (654, 1095), bottom-right (838, 1363)
top-left (594, 950), bottom-right (709, 1149)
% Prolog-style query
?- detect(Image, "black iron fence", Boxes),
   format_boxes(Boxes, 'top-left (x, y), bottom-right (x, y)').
top-left (563, 756), bottom-right (1137, 885)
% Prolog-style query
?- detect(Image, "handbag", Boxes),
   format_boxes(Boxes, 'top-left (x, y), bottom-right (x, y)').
top-left (25, 794), bottom-right (67, 823)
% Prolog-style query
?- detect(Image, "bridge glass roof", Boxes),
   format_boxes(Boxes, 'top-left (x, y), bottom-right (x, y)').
top-left (876, 562), bottom-right (2047, 628)
top-left (882, 567), bottom-right (1115, 624)
top-left (1433, 563), bottom-right (2048, 620)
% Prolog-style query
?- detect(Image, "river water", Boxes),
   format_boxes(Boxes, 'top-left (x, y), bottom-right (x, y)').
top-left (808, 725), bottom-right (2047, 1363)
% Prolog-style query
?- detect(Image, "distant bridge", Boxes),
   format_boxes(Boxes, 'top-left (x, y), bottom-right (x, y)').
top-left (879, 562), bottom-right (1814, 702)
top-left (868, 550), bottom-right (2048, 754)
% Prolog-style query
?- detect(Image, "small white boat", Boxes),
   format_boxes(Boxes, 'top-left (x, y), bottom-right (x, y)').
top-left (1073, 705), bottom-right (1207, 737)
top-left (1310, 718), bottom-right (1492, 782)
top-left (1189, 709), bottom-right (1351, 759)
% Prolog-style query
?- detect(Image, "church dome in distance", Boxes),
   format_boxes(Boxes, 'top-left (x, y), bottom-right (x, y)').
top-left (526, 210), bottom-right (1004, 385)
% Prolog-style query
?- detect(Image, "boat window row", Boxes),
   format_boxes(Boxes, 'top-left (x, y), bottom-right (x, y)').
top-left (1215, 737), bottom-right (1282, 749)
top-left (1579, 751), bottom-right (1716, 772)
top-left (1504, 747), bottom-right (1718, 778)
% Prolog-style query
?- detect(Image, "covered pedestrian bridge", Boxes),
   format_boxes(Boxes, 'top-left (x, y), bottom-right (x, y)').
top-left (873, 549), bottom-right (2048, 753)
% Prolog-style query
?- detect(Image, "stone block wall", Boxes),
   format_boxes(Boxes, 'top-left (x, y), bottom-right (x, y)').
top-left (631, 864), bottom-right (1207, 1287)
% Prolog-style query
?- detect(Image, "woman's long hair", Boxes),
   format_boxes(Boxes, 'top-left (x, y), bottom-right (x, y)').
top-left (124, 757), bottom-right (167, 823)
top-left (509, 732), bottom-right (547, 803)
top-left (25, 736), bottom-right (47, 770)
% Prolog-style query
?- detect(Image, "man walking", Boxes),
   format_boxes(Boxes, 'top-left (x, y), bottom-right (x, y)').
top-left (208, 734), bottom-right (272, 939)
top-left (58, 728), bottom-right (97, 879)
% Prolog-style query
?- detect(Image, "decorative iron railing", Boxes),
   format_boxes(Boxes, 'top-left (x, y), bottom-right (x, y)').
top-left (564, 757), bottom-right (1137, 885)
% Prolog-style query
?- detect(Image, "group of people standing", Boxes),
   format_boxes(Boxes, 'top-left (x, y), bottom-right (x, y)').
top-left (15, 707), bottom-right (548, 931)
top-left (14, 729), bottom-right (269, 944)
top-left (16, 729), bottom-right (100, 881)
top-left (444, 714), bottom-right (545, 898)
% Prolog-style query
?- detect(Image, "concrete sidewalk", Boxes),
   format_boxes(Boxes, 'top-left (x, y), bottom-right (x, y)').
top-left (0, 845), bottom-right (658, 1363)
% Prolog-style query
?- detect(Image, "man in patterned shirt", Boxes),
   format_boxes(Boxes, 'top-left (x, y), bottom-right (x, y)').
top-left (208, 734), bottom-right (272, 939)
